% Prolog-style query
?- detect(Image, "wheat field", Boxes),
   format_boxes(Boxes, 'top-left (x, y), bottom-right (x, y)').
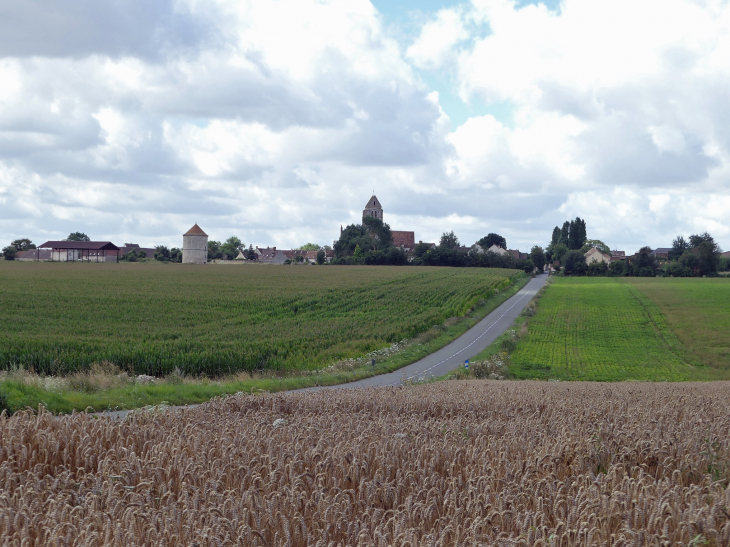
top-left (1, 381), bottom-right (729, 546)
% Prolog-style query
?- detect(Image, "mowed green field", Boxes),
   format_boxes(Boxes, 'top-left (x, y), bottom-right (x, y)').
top-left (626, 278), bottom-right (730, 370)
top-left (0, 262), bottom-right (519, 377)
top-left (510, 277), bottom-right (730, 381)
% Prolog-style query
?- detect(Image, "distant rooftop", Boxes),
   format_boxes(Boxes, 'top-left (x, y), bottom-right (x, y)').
top-left (184, 224), bottom-right (208, 236)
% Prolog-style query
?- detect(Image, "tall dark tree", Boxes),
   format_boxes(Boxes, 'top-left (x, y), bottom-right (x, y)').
top-left (10, 239), bottom-right (35, 251)
top-left (66, 232), bottom-right (90, 242)
top-left (530, 245), bottom-right (546, 269)
top-left (439, 231), bottom-right (460, 249)
top-left (568, 217), bottom-right (586, 250)
top-left (632, 246), bottom-right (658, 276)
top-left (551, 227), bottom-right (561, 246)
top-left (562, 250), bottom-right (587, 276)
top-left (476, 233), bottom-right (506, 250)
top-left (697, 240), bottom-right (720, 275)
top-left (689, 232), bottom-right (721, 253)
top-left (559, 221), bottom-right (570, 245)
top-left (669, 235), bottom-right (691, 261)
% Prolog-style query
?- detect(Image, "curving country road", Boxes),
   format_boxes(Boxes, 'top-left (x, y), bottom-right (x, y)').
top-left (98, 273), bottom-right (548, 418)
top-left (298, 273), bottom-right (549, 391)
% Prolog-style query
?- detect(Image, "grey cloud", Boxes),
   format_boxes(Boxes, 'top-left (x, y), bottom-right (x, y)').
top-left (0, 0), bottom-right (219, 60)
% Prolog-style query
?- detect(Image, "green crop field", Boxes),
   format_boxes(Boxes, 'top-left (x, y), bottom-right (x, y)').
top-left (508, 277), bottom-right (725, 381)
top-left (625, 278), bottom-right (730, 370)
top-left (0, 262), bottom-right (520, 377)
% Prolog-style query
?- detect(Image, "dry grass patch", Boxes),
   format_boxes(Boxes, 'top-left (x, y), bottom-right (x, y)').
top-left (1, 381), bottom-right (730, 546)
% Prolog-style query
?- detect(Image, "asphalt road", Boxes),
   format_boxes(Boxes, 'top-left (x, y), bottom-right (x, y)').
top-left (98, 273), bottom-right (548, 418)
top-left (298, 273), bottom-right (549, 391)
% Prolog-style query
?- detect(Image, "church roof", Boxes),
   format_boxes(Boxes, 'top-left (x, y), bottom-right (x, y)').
top-left (184, 223), bottom-right (208, 236)
top-left (364, 195), bottom-right (382, 209)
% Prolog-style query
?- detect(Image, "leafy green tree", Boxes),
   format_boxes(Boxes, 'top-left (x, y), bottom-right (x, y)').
top-left (559, 221), bottom-right (570, 245)
top-left (298, 243), bottom-right (321, 251)
top-left (439, 231), bottom-right (460, 249)
top-left (220, 236), bottom-right (244, 260)
top-left (633, 246), bottom-right (658, 274)
top-left (207, 240), bottom-right (223, 260)
top-left (568, 217), bottom-right (587, 250)
top-left (413, 242), bottom-right (432, 259)
top-left (316, 249), bottom-right (325, 265)
top-left (2, 246), bottom-right (17, 260)
top-left (609, 260), bottom-right (626, 276)
top-left (294, 254), bottom-right (304, 263)
top-left (581, 239), bottom-right (610, 255)
top-left (551, 243), bottom-right (569, 265)
top-left (353, 244), bottom-right (364, 264)
top-left (689, 232), bottom-right (720, 251)
top-left (169, 248), bottom-right (182, 262)
top-left (550, 226), bottom-right (561, 246)
top-left (476, 233), bottom-right (506, 250)
top-left (334, 217), bottom-right (394, 258)
top-left (10, 239), bottom-right (35, 251)
top-left (529, 246), bottom-right (546, 270)
top-left (562, 250), bottom-right (587, 275)
top-left (246, 245), bottom-right (257, 260)
top-left (697, 240), bottom-right (720, 275)
top-left (154, 245), bottom-right (170, 261)
top-left (66, 232), bottom-right (90, 242)
top-left (680, 251), bottom-right (699, 275)
top-left (669, 235), bottom-right (691, 261)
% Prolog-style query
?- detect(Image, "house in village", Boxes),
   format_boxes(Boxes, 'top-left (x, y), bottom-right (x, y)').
top-left (611, 250), bottom-right (626, 261)
top-left (650, 248), bottom-right (671, 260)
top-left (584, 246), bottom-right (611, 265)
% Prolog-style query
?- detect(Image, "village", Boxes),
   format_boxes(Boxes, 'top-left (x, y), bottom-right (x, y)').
top-left (4, 194), bottom-right (729, 276)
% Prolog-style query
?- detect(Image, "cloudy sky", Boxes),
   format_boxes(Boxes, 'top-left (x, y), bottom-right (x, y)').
top-left (1, 0), bottom-right (729, 253)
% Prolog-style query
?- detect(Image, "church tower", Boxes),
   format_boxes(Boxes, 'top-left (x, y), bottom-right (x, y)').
top-left (363, 195), bottom-right (383, 220)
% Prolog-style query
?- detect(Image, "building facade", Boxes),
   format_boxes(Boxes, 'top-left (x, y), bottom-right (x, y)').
top-left (182, 224), bottom-right (209, 264)
top-left (363, 195), bottom-right (383, 220)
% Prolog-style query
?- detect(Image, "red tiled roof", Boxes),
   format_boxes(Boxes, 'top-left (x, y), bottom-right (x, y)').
top-left (392, 231), bottom-right (415, 249)
top-left (183, 224), bottom-right (208, 236)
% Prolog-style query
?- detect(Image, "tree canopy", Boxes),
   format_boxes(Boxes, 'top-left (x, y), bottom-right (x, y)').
top-left (298, 243), bottom-right (321, 251)
top-left (476, 233), bottom-right (506, 250)
top-left (334, 217), bottom-right (394, 258)
top-left (439, 231), bottom-right (460, 249)
top-left (10, 239), bottom-right (36, 251)
top-left (66, 232), bottom-right (90, 242)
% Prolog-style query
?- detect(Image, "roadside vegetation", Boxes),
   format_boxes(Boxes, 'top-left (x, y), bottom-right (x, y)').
top-left (3, 381), bottom-right (729, 545)
top-left (0, 265), bottom-right (527, 413)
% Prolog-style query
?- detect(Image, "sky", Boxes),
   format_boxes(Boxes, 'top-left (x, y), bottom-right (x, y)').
top-left (1, 0), bottom-right (729, 253)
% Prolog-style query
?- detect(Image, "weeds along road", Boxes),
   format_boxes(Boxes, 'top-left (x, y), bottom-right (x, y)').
top-left (99, 273), bottom-right (548, 418)
top-left (298, 273), bottom-right (549, 391)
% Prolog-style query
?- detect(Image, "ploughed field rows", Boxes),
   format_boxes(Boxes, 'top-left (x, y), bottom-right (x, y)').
top-left (510, 278), bottom-right (700, 381)
top-left (2, 382), bottom-right (730, 547)
top-left (0, 263), bottom-right (518, 377)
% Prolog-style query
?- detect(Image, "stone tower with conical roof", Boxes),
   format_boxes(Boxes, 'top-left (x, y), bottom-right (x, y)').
top-left (182, 223), bottom-right (209, 264)
top-left (363, 195), bottom-right (383, 221)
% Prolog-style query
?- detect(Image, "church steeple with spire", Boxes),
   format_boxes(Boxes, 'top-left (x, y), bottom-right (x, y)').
top-left (363, 195), bottom-right (383, 220)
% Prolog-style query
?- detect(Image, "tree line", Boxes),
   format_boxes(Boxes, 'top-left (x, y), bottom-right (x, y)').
top-left (543, 218), bottom-right (728, 277)
top-left (332, 217), bottom-right (545, 271)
